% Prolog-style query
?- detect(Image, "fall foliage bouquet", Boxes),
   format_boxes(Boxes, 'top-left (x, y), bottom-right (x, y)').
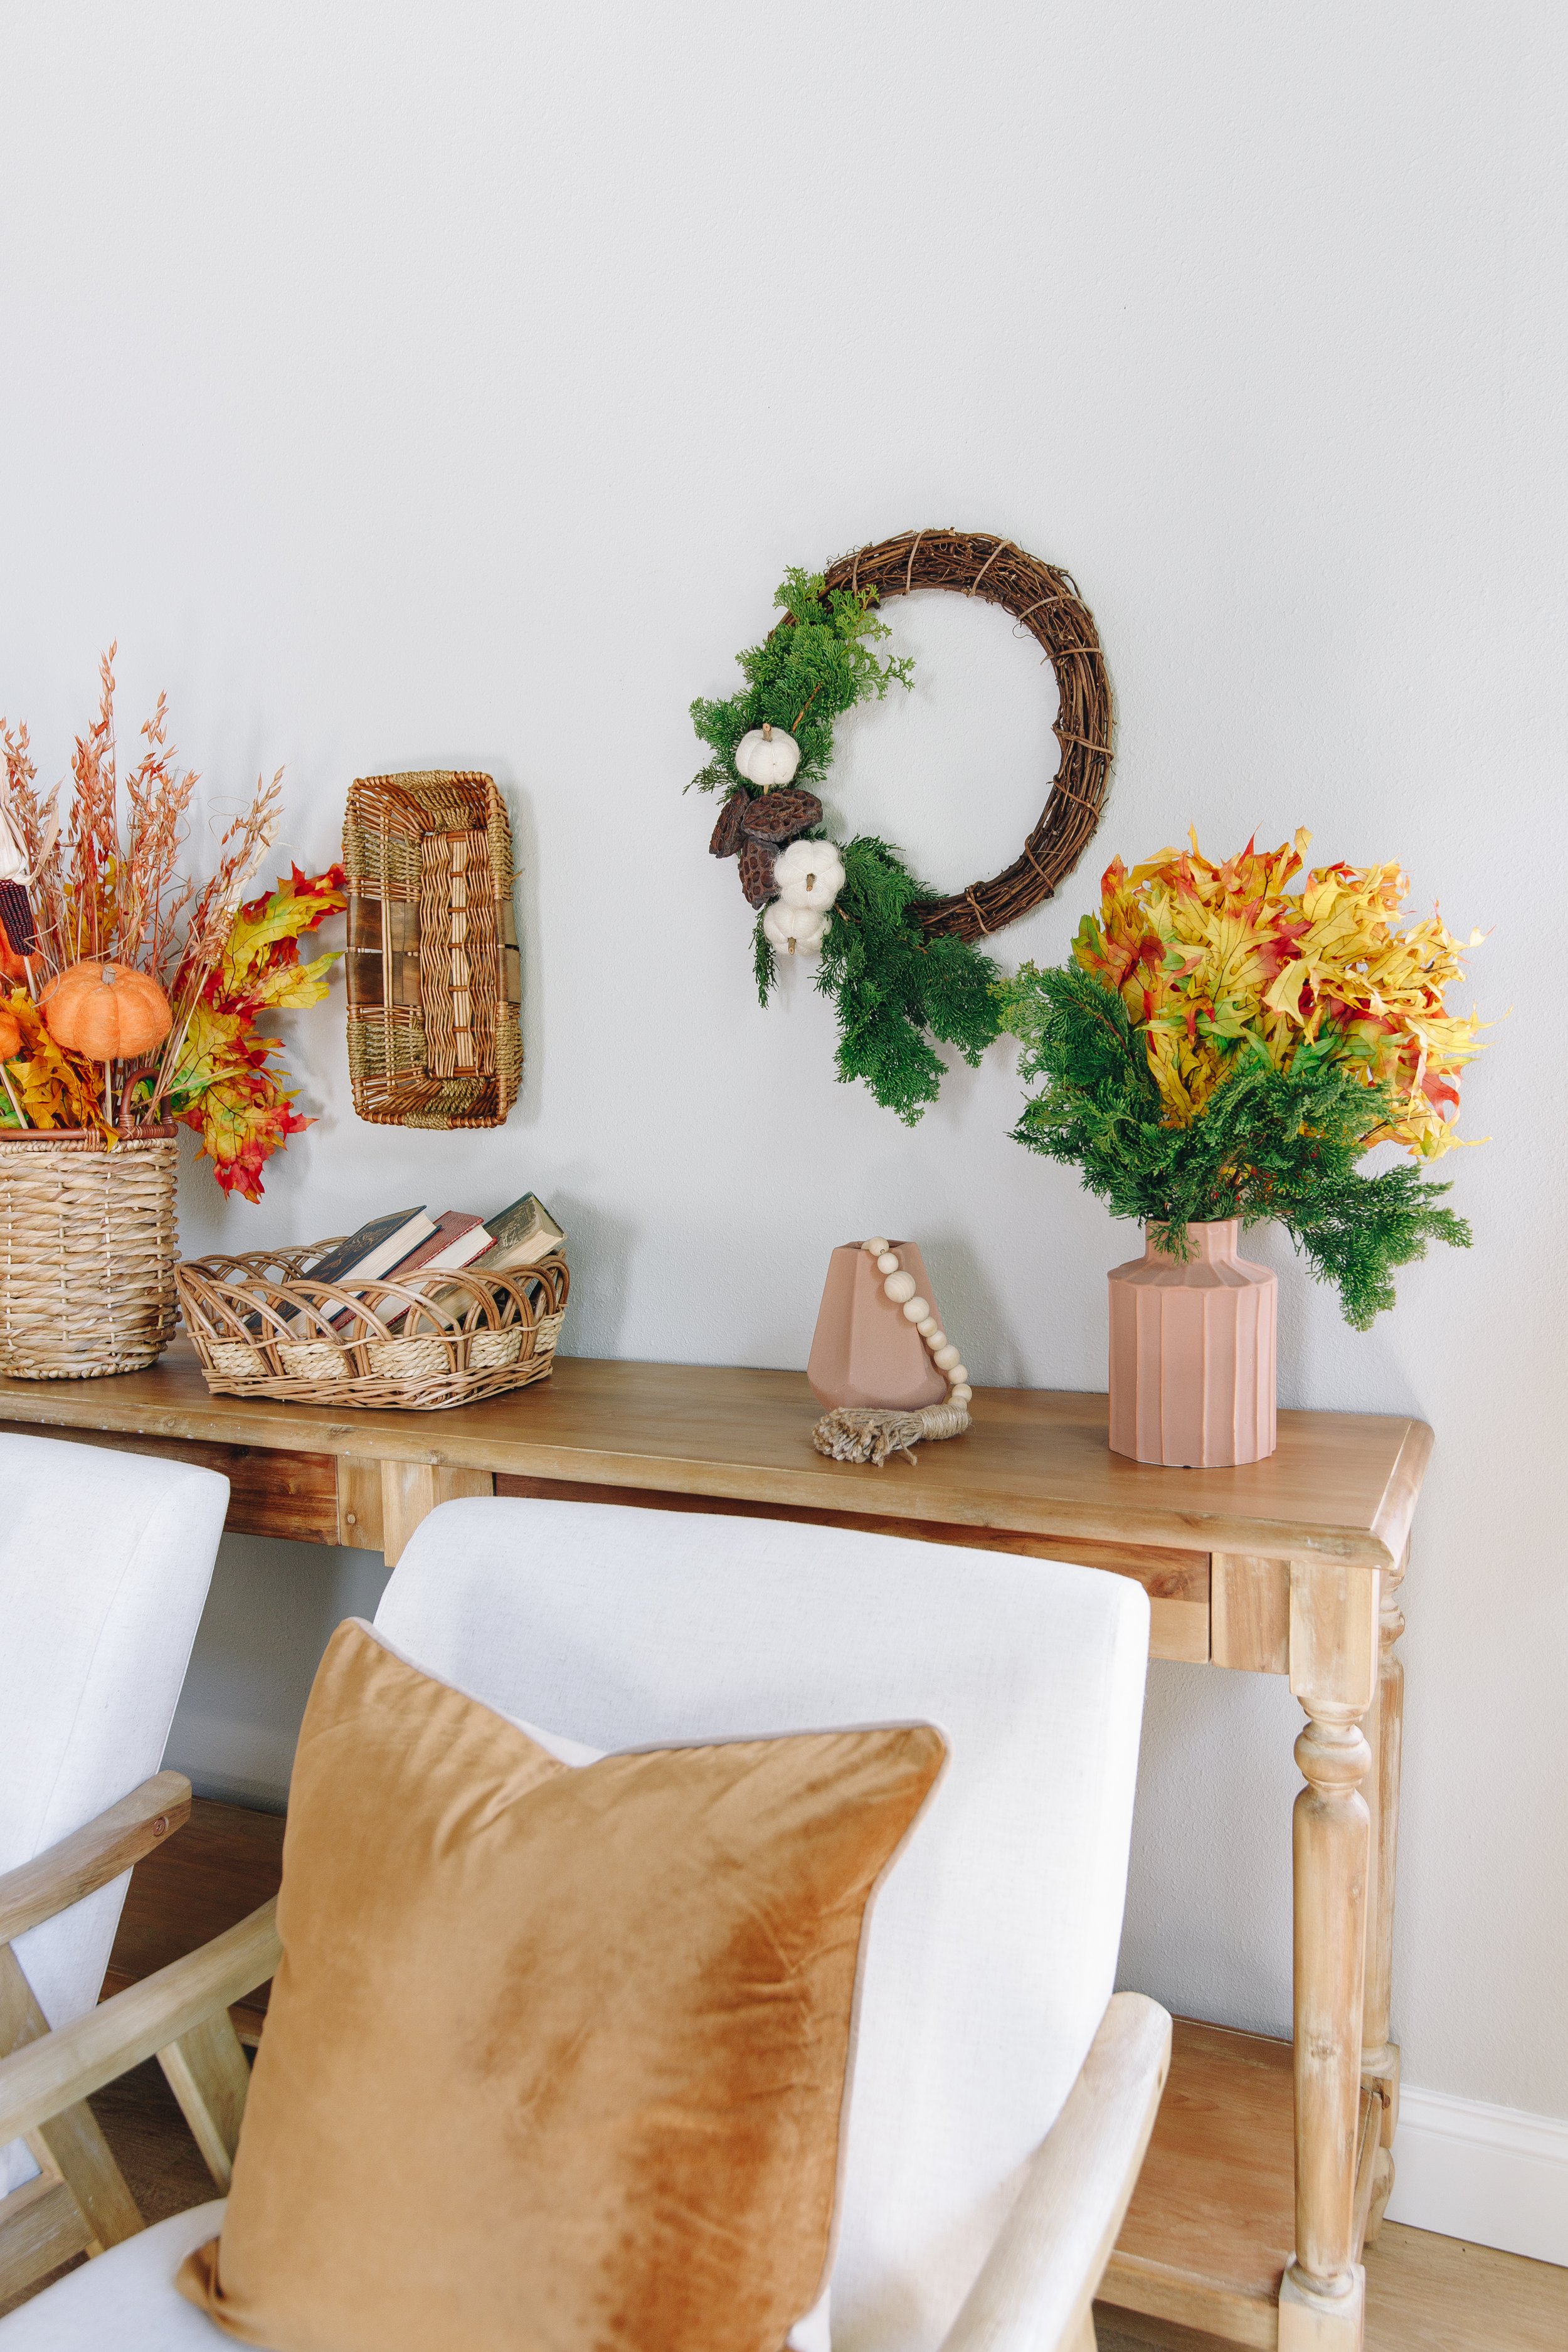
top-left (0, 652), bottom-right (344, 1200)
top-left (995, 830), bottom-right (1486, 1328)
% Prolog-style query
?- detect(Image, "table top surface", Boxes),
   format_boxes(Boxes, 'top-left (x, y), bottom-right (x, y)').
top-left (0, 1344), bottom-right (1431, 1569)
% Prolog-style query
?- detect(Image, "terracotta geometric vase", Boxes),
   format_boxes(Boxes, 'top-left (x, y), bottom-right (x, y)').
top-left (1106, 1219), bottom-right (1278, 1468)
top-left (807, 1241), bottom-right (949, 1411)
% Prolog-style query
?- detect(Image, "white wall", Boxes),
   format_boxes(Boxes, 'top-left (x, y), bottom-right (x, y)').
top-left (2, 0), bottom-right (1563, 2146)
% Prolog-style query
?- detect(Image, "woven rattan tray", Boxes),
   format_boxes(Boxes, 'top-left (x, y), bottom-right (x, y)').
top-left (174, 1244), bottom-right (568, 1410)
top-left (344, 770), bottom-right (522, 1128)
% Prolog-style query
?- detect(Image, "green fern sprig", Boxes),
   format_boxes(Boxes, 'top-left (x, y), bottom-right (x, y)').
top-left (689, 569), bottom-right (914, 793)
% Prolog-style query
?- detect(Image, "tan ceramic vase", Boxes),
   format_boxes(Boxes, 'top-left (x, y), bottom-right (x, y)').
top-left (1107, 1219), bottom-right (1277, 1468)
top-left (808, 1241), bottom-right (948, 1411)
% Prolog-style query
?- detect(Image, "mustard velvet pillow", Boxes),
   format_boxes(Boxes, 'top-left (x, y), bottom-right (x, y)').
top-left (179, 1617), bottom-right (944, 2352)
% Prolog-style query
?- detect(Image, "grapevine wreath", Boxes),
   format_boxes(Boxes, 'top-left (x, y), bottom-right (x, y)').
top-left (689, 528), bottom-right (1114, 1121)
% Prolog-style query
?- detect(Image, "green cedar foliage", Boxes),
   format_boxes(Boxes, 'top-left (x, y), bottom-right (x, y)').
top-left (698, 570), bottom-right (1002, 1123)
top-left (995, 959), bottom-right (1470, 1329)
top-left (753, 908), bottom-right (775, 1006)
top-left (810, 838), bottom-right (1002, 1125)
top-left (689, 569), bottom-right (914, 794)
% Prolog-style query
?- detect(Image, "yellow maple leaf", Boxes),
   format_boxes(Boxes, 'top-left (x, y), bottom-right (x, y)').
top-left (1074, 831), bottom-right (1486, 1155)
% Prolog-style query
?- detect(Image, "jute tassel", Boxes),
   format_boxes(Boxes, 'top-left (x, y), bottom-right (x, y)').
top-left (812, 1402), bottom-right (972, 1468)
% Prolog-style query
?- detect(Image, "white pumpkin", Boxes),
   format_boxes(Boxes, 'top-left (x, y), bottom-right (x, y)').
top-left (762, 898), bottom-right (828, 957)
top-left (734, 724), bottom-right (801, 789)
top-left (773, 837), bottom-right (845, 912)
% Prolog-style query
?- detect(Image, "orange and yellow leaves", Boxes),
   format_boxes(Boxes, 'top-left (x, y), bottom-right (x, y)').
top-left (204, 867), bottom-right (346, 1007)
top-left (0, 988), bottom-right (112, 1136)
top-left (165, 864), bottom-right (346, 1201)
top-left (1073, 830), bottom-right (1485, 1157)
top-left (179, 1069), bottom-right (311, 1205)
top-left (0, 867), bottom-right (344, 1187)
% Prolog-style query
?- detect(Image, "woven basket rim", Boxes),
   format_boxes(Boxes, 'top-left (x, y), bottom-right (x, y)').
top-left (0, 1122), bottom-right (179, 1150)
top-left (198, 1353), bottom-right (558, 1412)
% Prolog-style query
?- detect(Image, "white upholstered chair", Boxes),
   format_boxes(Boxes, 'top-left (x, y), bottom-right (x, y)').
top-left (0, 1434), bottom-right (230, 2299)
top-left (0, 1498), bottom-right (1170, 2352)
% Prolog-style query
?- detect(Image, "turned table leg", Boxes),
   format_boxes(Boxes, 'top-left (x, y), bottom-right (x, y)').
top-left (1280, 1562), bottom-right (1379, 2352)
top-left (1359, 1544), bottom-right (1407, 2242)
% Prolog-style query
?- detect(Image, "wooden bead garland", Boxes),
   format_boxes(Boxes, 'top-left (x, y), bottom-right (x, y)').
top-left (858, 1237), bottom-right (973, 1407)
top-left (809, 1233), bottom-right (975, 1465)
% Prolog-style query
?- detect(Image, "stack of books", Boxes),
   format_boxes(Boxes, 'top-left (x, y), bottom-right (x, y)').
top-left (284, 1194), bottom-right (564, 1332)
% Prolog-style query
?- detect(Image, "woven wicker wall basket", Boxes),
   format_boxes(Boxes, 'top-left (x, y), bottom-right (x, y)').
top-left (344, 770), bottom-right (522, 1128)
top-left (174, 1244), bottom-right (568, 1411)
top-left (0, 1128), bottom-right (179, 1380)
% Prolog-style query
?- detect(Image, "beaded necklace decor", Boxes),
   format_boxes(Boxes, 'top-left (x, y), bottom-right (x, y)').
top-left (810, 1236), bottom-right (973, 1467)
top-left (857, 1235), bottom-right (972, 1404)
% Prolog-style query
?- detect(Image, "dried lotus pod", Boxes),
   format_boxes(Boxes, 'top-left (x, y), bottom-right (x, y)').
top-left (738, 839), bottom-right (779, 908)
top-left (739, 788), bottom-right (823, 845)
top-left (709, 789), bottom-right (752, 859)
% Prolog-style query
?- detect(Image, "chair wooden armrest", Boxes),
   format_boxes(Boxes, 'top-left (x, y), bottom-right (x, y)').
top-left (0, 1899), bottom-right (278, 2146)
top-left (0, 1772), bottom-right (193, 1949)
top-left (0, 1774), bottom-right (199, 2281)
top-left (0, 1900), bottom-right (280, 2200)
top-left (938, 1993), bottom-right (1172, 2352)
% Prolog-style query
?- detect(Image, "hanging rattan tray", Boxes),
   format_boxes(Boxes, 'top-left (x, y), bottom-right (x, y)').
top-left (343, 769), bottom-right (522, 1128)
top-left (174, 1242), bottom-right (567, 1410)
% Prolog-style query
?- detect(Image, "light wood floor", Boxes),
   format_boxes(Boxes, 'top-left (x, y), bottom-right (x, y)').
top-left (1096, 2223), bottom-right (1568, 2352)
top-left (3, 2060), bottom-right (1562, 2348)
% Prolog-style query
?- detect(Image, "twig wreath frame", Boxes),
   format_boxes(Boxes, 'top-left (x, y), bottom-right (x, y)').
top-left (824, 531), bottom-right (1113, 939)
top-left (689, 527), bottom-right (1115, 1123)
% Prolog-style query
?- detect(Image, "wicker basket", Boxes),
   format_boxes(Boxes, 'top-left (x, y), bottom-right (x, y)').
top-left (344, 770), bottom-right (522, 1130)
top-left (174, 1241), bottom-right (568, 1410)
top-left (0, 1127), bottom-right (179, 1380)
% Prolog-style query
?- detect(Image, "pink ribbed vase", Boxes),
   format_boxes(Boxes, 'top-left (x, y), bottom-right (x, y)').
top-left (1107, 1220), bottom-right (1277, 1468)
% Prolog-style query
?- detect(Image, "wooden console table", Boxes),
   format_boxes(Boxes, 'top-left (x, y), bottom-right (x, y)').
top-left (0, 1345), bottom-right (1428, 2352)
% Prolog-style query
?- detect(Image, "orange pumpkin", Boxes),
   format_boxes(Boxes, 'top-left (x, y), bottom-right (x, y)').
top-left (0, 1010), bottom-right (19, 1059)
top-left (42, 962), bottom-right (173, 1062)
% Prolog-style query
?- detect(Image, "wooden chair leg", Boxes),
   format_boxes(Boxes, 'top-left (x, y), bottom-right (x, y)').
top-left (26, 2101), bottom-right (142, 2250)
top-left (157, 2008), bottom-right (252, 2190)
top-left (0, 1947), bottom-right (142, 2253)
top-left (0, 2172), bottom-right (91, 2302)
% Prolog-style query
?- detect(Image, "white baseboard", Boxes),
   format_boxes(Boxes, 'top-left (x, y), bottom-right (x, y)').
top-left (1386, 2084), bottom-right (1568, 2266)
